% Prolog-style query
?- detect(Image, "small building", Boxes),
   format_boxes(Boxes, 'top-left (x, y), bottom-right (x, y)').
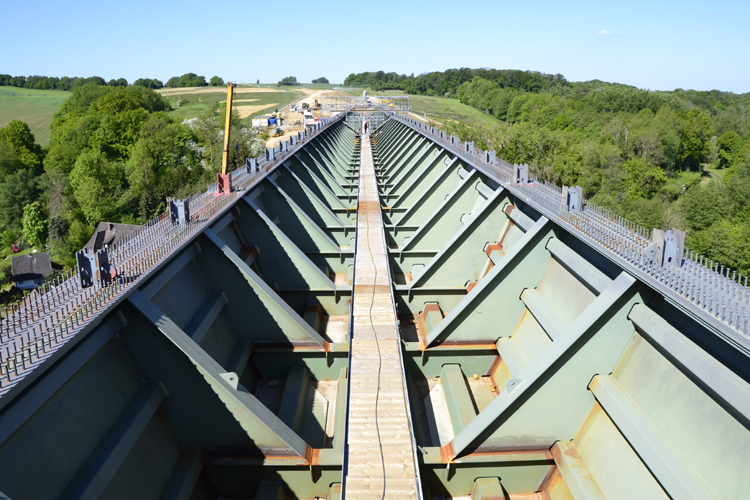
top-left (11, 252), bottom-right (53, 290)
top-left (84, 222), bottom-right (140, 253)
top-left (252, 115), bottom-right (272, 127)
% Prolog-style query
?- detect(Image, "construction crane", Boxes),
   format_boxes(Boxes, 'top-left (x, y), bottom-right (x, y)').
top-left (217, 82), bottom-right (235, 195)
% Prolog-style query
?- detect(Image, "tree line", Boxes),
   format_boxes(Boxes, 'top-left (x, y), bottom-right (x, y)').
top-left (0, 82), bottom-right (264, 282)
top-left (348, 67), bottom-right (750, 274)
top-left (0, 75), bottom-right (128, 91)
top-left (349, 67), bottom-right (750, 274)
top-left (1, 73), bottom-right (227, 91)
top-left (344, 68), bottom-right (567, 95)
top-left (278, 76), bottom-right (331, 86)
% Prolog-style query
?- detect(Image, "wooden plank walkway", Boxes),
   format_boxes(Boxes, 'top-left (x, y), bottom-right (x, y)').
top-left (344, 132), bottom-right (420, 500)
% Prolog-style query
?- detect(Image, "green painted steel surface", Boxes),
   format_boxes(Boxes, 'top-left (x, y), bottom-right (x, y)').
top-left (1, 117), bottom-right (750, 499)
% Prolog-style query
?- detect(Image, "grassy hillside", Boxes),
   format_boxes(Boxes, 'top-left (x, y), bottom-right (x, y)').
top-left (407, 94), bottom-right (500, 127)
top-left (0, 87), bottom-right (71, 145)
top-left (343, 88), bottom-right (500, 127)
top-left (0, 84), bottom-right (336, 145)
top-left (158, 85), bottom-right (311, 126)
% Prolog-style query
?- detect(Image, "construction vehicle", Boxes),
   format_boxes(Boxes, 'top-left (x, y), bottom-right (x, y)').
top-left (215, 82), bottom-right (235, 195)
top-left (271, 127), bottom-right (284, 138)
top-left (313, 99), bottom-right (320, 110)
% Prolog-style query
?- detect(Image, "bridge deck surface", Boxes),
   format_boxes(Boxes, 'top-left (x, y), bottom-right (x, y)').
top-left (344, 133), bottom-right (419, 500)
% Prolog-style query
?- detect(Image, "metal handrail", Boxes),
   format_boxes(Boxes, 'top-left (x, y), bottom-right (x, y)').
top-left (389, 113), bottom-right (750, 340)
top-left (0, 115), bottom-right (346, 395)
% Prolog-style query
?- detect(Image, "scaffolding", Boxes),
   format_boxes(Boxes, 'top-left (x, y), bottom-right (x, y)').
top-left (322, 93), bottom-right (409, 132)
top-left (320, 94), bottom-right (410, 116)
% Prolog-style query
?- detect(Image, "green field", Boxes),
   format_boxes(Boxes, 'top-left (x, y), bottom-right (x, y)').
top-left (159, 85), bottom-right (313, 126)
top-left (0, 87), bottom-right (71, 145)
top-left (342, 88), bottom-right (501, 128)
top-left (259, 83), bottom-right (341, 90)
top-left (0, 83), bottom-right (496, 146)
top-left (0, 84), bottom-right (337, 145)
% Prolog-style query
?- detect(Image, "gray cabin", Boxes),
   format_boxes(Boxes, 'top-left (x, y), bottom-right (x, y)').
top-left (10, 252), bottom-right (53, 290)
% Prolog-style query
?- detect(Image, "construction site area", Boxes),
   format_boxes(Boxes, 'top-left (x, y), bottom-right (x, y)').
top-left (260, 90), bottom-right (411, 150)
top-left (0, 91), bottom-right (749, 500)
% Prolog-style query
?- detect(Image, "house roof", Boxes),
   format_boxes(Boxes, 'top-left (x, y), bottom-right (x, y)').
top-left (84, 222), bottom-right (141, 253)
top-left (11, 252), bottom-right (53, 282)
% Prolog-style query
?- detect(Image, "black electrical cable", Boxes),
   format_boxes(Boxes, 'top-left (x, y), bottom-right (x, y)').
top-left (363, 130), bottom-right (387, 500)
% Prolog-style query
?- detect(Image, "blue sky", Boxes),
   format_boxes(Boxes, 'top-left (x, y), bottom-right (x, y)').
top-left (2, 0), bottom-right (748, 92)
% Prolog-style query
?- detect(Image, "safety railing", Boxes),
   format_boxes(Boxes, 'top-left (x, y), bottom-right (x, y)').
top-left (390, 113), bottom-right (750, 340)
top-left (0, 115), bottom-right (345, 395)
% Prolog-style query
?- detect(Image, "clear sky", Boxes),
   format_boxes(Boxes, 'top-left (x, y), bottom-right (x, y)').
top-left (2, 0), bottom-right (748, 93)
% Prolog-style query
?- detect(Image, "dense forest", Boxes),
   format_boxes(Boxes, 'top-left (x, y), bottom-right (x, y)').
top-left (0, 72), bottom-right (224, 91)
top-left (0, 83), bottom-right (264, 281)
top-left (344, 68), bottom-right (567, 95)
top-left (347, 68), bottom-right (750, 275)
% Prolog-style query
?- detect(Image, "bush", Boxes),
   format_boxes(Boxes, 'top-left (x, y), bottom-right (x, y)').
top-left (278, 76), bottom-right (299, 86)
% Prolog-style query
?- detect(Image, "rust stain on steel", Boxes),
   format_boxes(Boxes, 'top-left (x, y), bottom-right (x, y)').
top-left (438, 442), bottom-right (553, 464)
top-left (537, 462), bottom-right (561, 494)
top-left (487, 354), bottom-right (503, 390)
top-left (440, 442), bottom-right (456, 463)
top-left (496, 204), bottom-right (516, 250)
top-left (310, 448), bottom-right (321, 465)
top-left (462, 446), bottom-right (554, 461)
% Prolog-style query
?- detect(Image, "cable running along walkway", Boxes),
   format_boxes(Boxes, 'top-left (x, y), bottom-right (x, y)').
top-left (343, 130), bottom-right (419, 500)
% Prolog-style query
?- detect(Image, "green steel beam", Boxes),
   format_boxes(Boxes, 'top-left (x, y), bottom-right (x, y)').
top-left (224, 340), bottom-right (253, 379)
top-left (441, 364), bottom-right (478, 434)
top-left (628, 304), bottom-right (750, 424)
top-left (382, 138), bottom-right (431, 190)
top-left (185, 292), bottom-right (229, 344)
top-left (140, 242), bottom-right (203, 300)
top-left (589, 375), bottom-right (718, 500)
top-left (551, 441), bottom-right (606, 500)
top-left (520, 289), bottom-right (565, 340)
top-left (241, 196), bottom-right (338, 293)
top-left (203, 228), bottom-right (327, 345)
top-left (294, 151), bottom-right (349, 198)
top-left (398, 171), bottom-right (484, 251)
top-left (408, 189), bottom-right (509, 289)
top-left (263, 176), bottom-right (346, 248)
top-left (386, 143), bottom-right (443, 198)
top-left (448, 272), bottom-right (637, 457)
top-left (60, 382), bottom-right (168, 500)
top-left (311, 138), bottom-right (354, 177)
top-left (127, 290), bottom-right (311, 456)
top-left (298, 148), bottom-right (350, 192)
top-left (287, 156), bottom-right (350, 212)
top-left (425, 218), bottom-right (551, 345)
top-left (546, 239), bottom-right (612, 295)
top-left (0, 311), bottom-right (128, 446)
top-left (278, 165), bottom-right (347, 227)
top-left (389, 154), bottom-right (455, 212)
top-left (160, 449), bottom-right (205, 500)
top-left (394, 165), bottom-right (467, 227)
